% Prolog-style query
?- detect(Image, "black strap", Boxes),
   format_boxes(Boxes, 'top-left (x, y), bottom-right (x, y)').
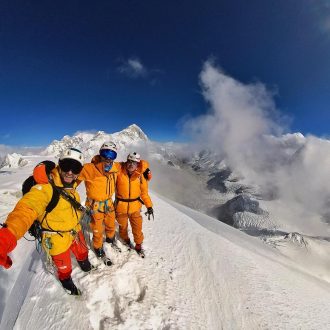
top-left (45, 187), bottom-right (60, 213)
top-left (116, 197), bottom-right (144, 205)
top-left (39, 183), bottom-right (89, 237)
top-left (42, 228), bottom-right (76, 234)
top-left (41, 183), bottom-right (86, 222)
top-left (50, 183), bottom-right (87, 213)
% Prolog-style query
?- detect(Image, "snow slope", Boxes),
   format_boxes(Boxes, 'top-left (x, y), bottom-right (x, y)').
top-left (1, 190), bottom-right (330, 328)
top-left (1, 155), bottom-right (330, 329)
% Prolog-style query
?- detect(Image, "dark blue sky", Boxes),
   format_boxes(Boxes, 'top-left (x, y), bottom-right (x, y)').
top-left (1, 0), bottom-right (330, 146)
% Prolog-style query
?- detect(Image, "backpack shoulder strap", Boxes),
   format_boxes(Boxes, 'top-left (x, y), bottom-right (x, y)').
top-left (45, 185), bottom-right (60, 214)
top-left (22, 176), bottom-right (36, 195)
top-left (50, 182), bottom-right (86, 212)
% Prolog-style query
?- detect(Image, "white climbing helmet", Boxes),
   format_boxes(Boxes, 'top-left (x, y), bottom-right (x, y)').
top-left (99, 141), bottom-right (118, 153)
top-left (59, 147), bottom-right (84, 165)
top-left (127, 152), bottom-right (141, 163)
top-left (99, 141), bottom-right (118, 160)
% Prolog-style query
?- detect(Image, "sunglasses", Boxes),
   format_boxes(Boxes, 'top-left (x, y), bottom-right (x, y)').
top-left (59, 159), bottom-right (83, 175)
top-left (100, 149), bottom-right (117, 160)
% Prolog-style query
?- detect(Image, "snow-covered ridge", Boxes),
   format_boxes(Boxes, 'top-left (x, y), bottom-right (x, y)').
top-left (0, 124), bottom-right (149, 168)
top-left (2, 190), bottom-right (330, 329)
top-left (42, 124), bottom-right (148, 159)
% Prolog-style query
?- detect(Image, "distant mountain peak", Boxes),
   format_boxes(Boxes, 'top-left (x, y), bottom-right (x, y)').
top-left (42, 124), bottom-right (149, 157)
top-left (113, 124), bottom-right (148, 141)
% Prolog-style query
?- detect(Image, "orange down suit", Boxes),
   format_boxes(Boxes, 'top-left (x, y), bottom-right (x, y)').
top-left (4, 168), bottom-right (88, 280)
top-left (115, 162), bottom-right (153, 245)
top-left (78, 155), bottom-right (121, 249)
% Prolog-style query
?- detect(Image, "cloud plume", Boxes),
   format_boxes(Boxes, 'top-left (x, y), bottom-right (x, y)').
top-left (183, 60), bottom-right (330, 235)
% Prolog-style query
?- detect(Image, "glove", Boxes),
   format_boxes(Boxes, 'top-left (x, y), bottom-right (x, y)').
top-left (145, 207), bottom-right (154, 220)
top-left (0, 227), bottom-right (17, 269)
top-left (28, 220), bottom-right (42, 239)
top-left (143, 168), bottom-right (152, 181)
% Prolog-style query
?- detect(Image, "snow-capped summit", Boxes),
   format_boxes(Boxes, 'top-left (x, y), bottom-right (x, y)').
top-left (0, 153), bottom-right (28, 169)
top-left (42, 124), bottom-right (149, 159)
top-left (112, 124), bottom-right (148, 142)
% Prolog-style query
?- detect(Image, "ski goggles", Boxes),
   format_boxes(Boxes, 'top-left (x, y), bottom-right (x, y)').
top-left (100, 149), bottom-right (117, 160)
top-left (58, 159), bottom-right (83, 174)
top-left (127, 160), bottom-right (138, 165)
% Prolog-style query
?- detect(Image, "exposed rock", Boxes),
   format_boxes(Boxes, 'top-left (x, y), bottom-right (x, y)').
top-left (211, 194), bottom-right (264, 226)
top-left (206, 169), bottom-right (231, 193)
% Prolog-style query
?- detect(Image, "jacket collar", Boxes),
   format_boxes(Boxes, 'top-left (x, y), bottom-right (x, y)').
top-left (92, 155), bottom-right (116, 174)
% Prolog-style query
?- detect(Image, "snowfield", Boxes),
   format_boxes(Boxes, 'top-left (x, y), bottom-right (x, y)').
top-left (1, 137), bottom-right (330, 330)
top-left (1, 178), bottom-right (330, 329)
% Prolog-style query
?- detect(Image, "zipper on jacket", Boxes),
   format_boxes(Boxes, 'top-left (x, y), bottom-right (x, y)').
top-left (94, 163), bottom-right (111, 199)
top-left (110, 172), bottom-right (115, 199)
top-left (106, 175), bottom-right (110, 197)
top-left (128, 174), bottom-right (131, 214)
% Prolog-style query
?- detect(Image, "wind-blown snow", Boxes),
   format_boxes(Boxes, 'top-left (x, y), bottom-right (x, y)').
top-left (1, 160), bottom-right (330, 329)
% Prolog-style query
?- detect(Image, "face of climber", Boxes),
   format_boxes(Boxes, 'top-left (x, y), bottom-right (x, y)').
top-left (126, 160), bottom-right (138, 174)
top-left (101, 157), bottom-right (114, 166)
top-left (59, 159), bottom-right (82, 184)
top-left (60, 170), bottom-right (77, 184)
top-left (100, 148), bottom-right (117, 172)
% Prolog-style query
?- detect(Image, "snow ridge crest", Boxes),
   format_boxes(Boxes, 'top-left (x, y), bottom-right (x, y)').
top-left (42, 124), bottom-right (148, 159)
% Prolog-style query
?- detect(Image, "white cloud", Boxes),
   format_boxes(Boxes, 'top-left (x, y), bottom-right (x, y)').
top-left (117, 57), bottom-right (147, 78)
top-left (183, 60), bottom-right (330, 235)
top-left (184, 60), bottom-right (284, 173)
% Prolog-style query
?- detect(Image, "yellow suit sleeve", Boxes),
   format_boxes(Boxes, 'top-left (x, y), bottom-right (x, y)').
top-left (5, 184), bottom-right (52, 240)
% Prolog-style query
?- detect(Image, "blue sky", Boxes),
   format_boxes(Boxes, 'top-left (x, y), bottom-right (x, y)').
top-left (0, 0), bottom-right (330, 146)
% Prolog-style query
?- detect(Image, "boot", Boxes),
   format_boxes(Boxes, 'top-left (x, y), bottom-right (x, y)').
top-left (106, 236), bottom-right (121, 252)
top-left (77, 258), bottom-right (94, 272)
top-left (105, 236), bottom-right (115, 244)
top-left (123, 238), bottom-right (131, 246)
top-left (135, 244), bottom-right (145, 258)
top-left (94, 246), bottom-right (112, 266)
top-left (60, 277), bottom-right (81, 295)
top-left (94, 247), bottom-right (105, 258)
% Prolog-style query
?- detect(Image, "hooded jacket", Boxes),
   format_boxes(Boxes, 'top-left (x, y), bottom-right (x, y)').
top-left (115, 162), bottom-right (153, 214)
top-left (5, 167), bottom-right (82, 255)
top-left (78, 155), bottom-right (121, 213)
